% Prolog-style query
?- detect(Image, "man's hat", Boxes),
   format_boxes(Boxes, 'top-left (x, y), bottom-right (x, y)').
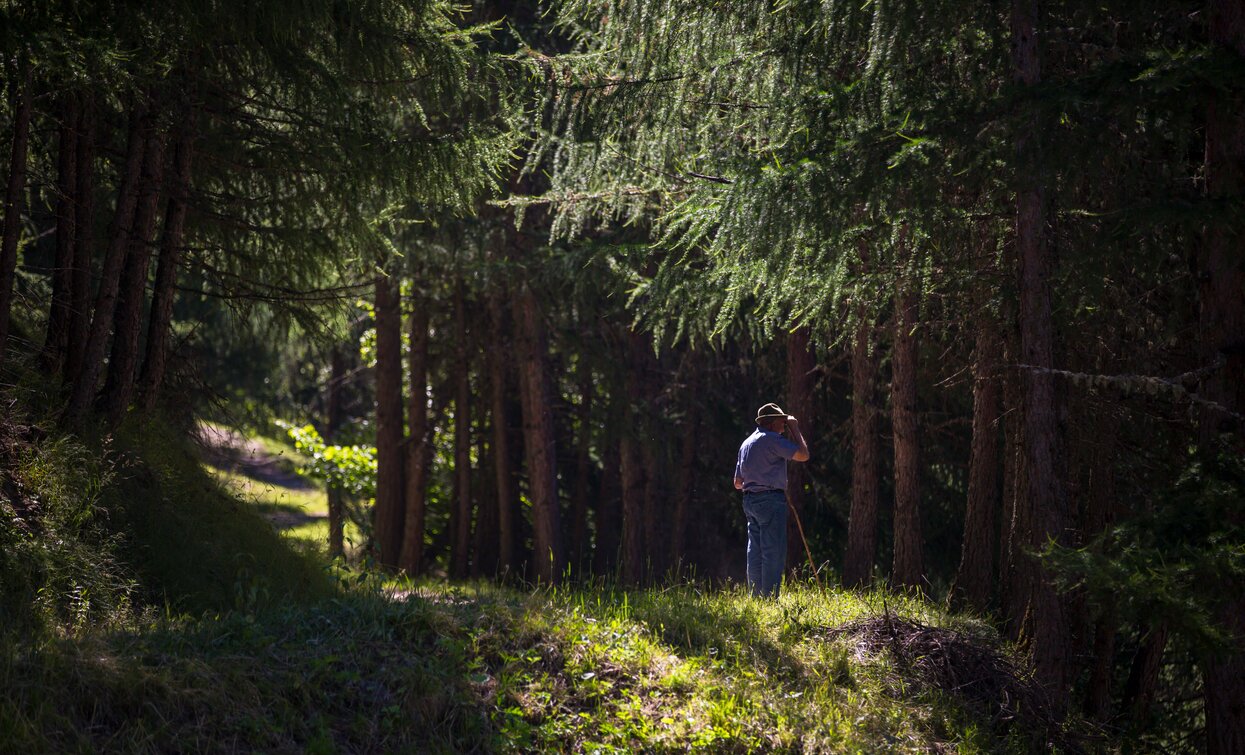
top-left (755, 403), bottom-right (787, 424)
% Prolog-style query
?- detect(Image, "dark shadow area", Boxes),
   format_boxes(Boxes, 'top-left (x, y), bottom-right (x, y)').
top-left (251, 501), bottom-right (328, 531)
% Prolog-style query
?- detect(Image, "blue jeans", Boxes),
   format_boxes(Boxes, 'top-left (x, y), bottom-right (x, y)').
top-left (742, 490), bottom-right (788, 598)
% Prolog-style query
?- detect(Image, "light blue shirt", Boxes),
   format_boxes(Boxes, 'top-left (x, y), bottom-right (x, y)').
top-left (735, 427), bottom-right (800, 493)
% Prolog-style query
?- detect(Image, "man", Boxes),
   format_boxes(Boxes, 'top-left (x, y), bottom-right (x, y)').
top-left (734, 403), bottom-right (810, 598)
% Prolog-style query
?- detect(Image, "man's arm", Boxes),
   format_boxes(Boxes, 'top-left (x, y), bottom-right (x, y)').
top-left (787, 416), bottom-right (810, 462)
top-left (733, 458), bottom-right (744, 490)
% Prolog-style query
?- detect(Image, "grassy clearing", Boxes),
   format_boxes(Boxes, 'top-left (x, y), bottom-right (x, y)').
top-left (4, 578), bottom-right (1055, 753)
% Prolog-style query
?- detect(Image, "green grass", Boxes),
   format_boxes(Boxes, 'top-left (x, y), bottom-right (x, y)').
top-left (4, 580), bottom-right (1047, 753)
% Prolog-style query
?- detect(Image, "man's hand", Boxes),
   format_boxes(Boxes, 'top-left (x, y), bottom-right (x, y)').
top-left (786, 415), bottom-right (810, 462)
top-left (734, 473), bottom-right (744, 490)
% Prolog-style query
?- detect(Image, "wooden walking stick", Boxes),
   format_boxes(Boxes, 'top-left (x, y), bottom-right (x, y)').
top-left (788, 499), bottom-right (823, 590)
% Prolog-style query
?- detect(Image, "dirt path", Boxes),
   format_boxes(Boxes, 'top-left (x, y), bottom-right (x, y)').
top-left (195, 422), bottom-right (314, 490)
top-left (195, 422), bottom-right (325, 531)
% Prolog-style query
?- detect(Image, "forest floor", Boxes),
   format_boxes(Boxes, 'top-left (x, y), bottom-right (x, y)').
top-left (2, 416), bottom-right (1084, 753)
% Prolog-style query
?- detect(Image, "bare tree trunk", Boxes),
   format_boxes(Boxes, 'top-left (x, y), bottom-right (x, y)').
top-left (399, 303), bottom-right (431, 576)
top-left (486, 293), bottom-right (517, 575)
top-left (785, 327), bottom-right (815, 576)
top-left (373, 272), bottom-right (405, 570)
top-left (450, 280), bottom-right (473, 579)
top-left (891, 270), bottom-right (923, 590)
top-left (1082, 401), bottom-right (1120, 720)
top-left (65, 95), bottom-right (97, 387)
top-left (1011, 0), bottom-right (1070, 693)
top-left (672, 359), bottom-right (699, 572)
top-left (620, 330), bottom-right (651, 584)
top-left (619, 432), bottom-right (646, 585)
top-left (99, 119), bottom-right (168, 427)
top-left (514, 284), bottom-right (562, 583)
top-left (42, 94), bottom-right (80, 372)
top-left (569, 358), bottom-right (593, 574)
top-left (594, 434), bottom-right (623, 577)
top-left (1201, 4), bottom-right (1245, 751)
top-left (64, 99), bottom-right (152, 427)
top-left (0, 56), bottom-right (33, 364)
top-left (844, 313), bottom-right (880, 587)
top-left (325, 347), bottom-right (346, 559)
top-left (1123, 624), bottom-right (1169, 730)
top-left (138, 121), bottom-right (195, 412)
top-left (952, 262), bottom-right (1002, 611)
top-left (1000, 327), bottom-right (1027, 639)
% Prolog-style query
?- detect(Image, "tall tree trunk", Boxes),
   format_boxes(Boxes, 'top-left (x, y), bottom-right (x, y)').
top-left (373, 273), bottom-right (405, 570)
top-left (1011, 0), bottom-right (1070, 694)
top-left (1123, 623), bottom-right (1169, 730)
top-left (99, 121), bottom-right (169, 427)
top-left (399, 301), bottom-right (431, 576)
top-left (1201, 4), bottom-right (1245, 752)
top-left (64, 99), bottom-right (152, 427)
top-left (619, 432), bottom-right (646, 585)
top-left (325, 347), bottom-right (346, 559)
top-left (514, 284), bottom-right (562, 583)
top-left (486, 293), bottom-right (517, 575)
top-left (42, 94), bottom-right (80, 372)
top-left (891, 273), bottom-right (923, 590)
top-left (620, 330), bottom-right (650, 584)
top-left (672, 359), bottom-right (699, 572)
top-left (952, 270), bottom-right (1003, 611)
top-left (450, 280), bottom-right (473, 579)
top-left (844, 313), bottom-right (880, 587)
top-left (594, 434), bottom-right (623, 577)
top-left (138, 120), bottom-right (195, 412)
top-left (1082, 399), bottom-right (1120, 720)
top-left (0, 56), bottom-right (32, 364)
top-left (1000, 327), bottom-right (1027, 639)
top-left (65, 95), bottom-right (97, 386)
top-left (785, 328), bottom-right (815, 576)
top-left (569, 358), bottom-right (593, 574)
top-left (472, 419), bottom-right (499, 578)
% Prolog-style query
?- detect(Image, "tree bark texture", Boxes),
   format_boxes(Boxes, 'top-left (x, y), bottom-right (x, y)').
top-left (486, 293), bottom-right (517, 575)
top-left (569, 359), bottom-right (593, 574)
top-left (514, 284), bottom-right (562, 583)
top-left (325, 347), bottom-right (346, 559)
top-left (373, 273), bottom-right (405, 570)
top-left (64, 99), bottom-right (152, 427)
top-left (594, 436), bottom-right (623, 576)
top-left (891, 279), bottom-right (923, 590)
top-left (952, 295), bottom-right (1003, 610)
top-left (1081, 401), bottom-right (1119, 721)
top-left (1011, 0), bottom-right (1070, 693)
top-left (1000, 327), bottom-right (1027, 639)
top-left (844, 314), bottom-right (880, 587)
top-left (138, 121), bottom-right (196, 412)
top-left (672, 360), bottom-right (699, 571)
top-left (42, 94), bottom-right (80, 372)
top-left (65, 95), bottom-right (98, 386)
top-left (100, 121), bottom-right (169, 427)
top-left (0, 56), bottom-right (32, 364)
top-left (449, 280), bottom-right (473, 579)
top-left (785, 327), bottom-right (815, 575)
top-left (619, 431), bottom-right (646, 585)
top-left (1201, 4), bottom-right (1245, 752)
top-left (1123, 623), bottom-right (1169, 730)
top-left (399, 303), bottom-right (431, 576)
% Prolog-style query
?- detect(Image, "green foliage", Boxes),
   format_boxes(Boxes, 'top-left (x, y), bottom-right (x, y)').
top-left (1043, 448), bottom-right (1245, 655)
top-left (283, 422), bottom-right (377, 500)
top-left (0, 426), bottom-right (132, 637)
